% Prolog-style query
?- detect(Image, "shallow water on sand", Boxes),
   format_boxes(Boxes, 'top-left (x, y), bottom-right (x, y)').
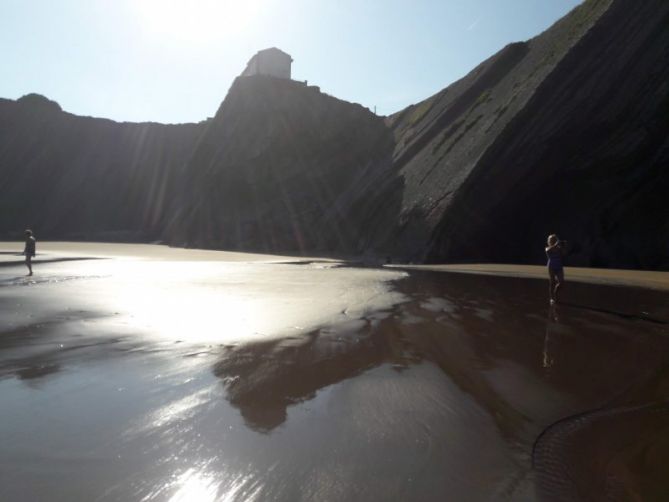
top-left (1, 246), bottom-right (668, 501)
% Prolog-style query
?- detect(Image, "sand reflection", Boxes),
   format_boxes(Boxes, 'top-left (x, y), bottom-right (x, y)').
top-left (167, 469), bottom-right (219, 502)
top-left (542, 305), bottom-right (559, 370)
top-left (56, 260), bottom-right (409, 344)
top-left (142, 467), bottom-right (262, 502)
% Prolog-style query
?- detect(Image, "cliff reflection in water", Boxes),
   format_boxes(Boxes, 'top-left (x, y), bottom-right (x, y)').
top-left (213, 270), bottom-right (669, 440)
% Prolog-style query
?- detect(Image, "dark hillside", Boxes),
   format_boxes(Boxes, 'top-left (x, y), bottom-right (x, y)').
top-left (165, 76), bottom-right (395, 255)
top-left (428, 0), bottom-right (669, 269)
top-left (376, 0), bottom-right (668, 269)
top-left (0, 94), bottom-right (204, 240)
top-left (377, 0), bottom-right (615, 261)
top-left (0, 95), bottom-right (202, 240)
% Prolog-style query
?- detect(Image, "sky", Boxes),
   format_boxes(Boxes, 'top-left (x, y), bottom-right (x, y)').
top-left (1, 0), bottom-right (583, 124)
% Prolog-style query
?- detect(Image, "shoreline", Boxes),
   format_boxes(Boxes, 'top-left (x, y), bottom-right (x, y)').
top-left (0, 241), bottom-right (338, 264)
top-left (386, 263), bottom-right (669, 292)
top-left (3, 240), bottom-right (668, 292)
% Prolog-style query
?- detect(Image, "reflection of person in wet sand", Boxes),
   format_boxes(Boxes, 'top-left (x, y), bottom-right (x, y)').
top-left (23, 229), bottom-right (36, 276)
top-left (543, 304), bottom-right (559, 370)
top-left (545, 234), bottom-right (567, 305)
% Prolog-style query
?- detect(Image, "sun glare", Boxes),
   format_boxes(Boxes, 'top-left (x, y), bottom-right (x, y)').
top-left (168, 469), bottom-right (219, 502)
top-left (134, 0), bottom-right (263, 43)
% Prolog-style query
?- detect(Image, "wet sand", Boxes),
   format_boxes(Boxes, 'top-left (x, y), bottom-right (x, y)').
top-left (388, 263), bottom-right (669, 291)
top-left (0, 241), bottom-right (332, 263)
top-left (1, 243), bottom-right (668, 501)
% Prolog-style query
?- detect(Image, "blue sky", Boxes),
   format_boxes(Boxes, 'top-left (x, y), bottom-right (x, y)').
top-left (1, 0), bottom-right (582, 123)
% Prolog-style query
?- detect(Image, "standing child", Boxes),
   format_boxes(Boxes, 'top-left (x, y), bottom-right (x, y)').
top-left (545, 234), bottom-right (567, 304)
top-left (24, 229), bottom-right (36, 276)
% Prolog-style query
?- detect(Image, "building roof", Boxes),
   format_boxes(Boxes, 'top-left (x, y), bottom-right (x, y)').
top-left (255, 47), bottom-right (293, 61)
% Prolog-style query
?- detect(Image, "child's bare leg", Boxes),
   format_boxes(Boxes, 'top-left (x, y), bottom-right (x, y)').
top-left (548, 274), bottom-right (555, 302)
top-left (26, 256), bottom-right (33, 276)
top-left (553, 270), bottom-right (564, 303)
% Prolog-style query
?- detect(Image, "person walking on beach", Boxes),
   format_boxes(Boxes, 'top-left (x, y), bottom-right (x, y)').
top-left (23, 229), bottom-right (36, 276)
top-left (545, 234), bottom-right (567, 304)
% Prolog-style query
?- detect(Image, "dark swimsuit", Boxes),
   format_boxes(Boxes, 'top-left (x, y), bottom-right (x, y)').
top-left (546, 247), bottom-right (562, 273)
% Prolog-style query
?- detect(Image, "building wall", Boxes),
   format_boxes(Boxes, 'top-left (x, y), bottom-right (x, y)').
top-left (257, 51), bottom-right (292, 79)
top-left (241, 50), bottom-right (292, 79)
top-left (241, 58), bottom-right (258, 77)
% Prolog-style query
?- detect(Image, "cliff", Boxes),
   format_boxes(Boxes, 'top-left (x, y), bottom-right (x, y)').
top-left (380, 0), bottom-right (669, 269)
top-left (165, 77), bottom-right (395, 254)
top-left (0, 0), bottom-right (667, 269)
top-left (0, 94), bottom-right (205, 240)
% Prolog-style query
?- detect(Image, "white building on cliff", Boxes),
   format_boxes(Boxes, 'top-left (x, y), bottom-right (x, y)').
top-left (241, 48), bottom-right (293, 79)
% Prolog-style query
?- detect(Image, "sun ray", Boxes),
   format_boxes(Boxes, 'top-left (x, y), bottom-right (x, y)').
top-left (133, 0), bottom-right (263, 43)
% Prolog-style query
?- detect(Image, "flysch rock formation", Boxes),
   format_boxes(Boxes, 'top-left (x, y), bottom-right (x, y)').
top-left (381, 0), bottom-right (669, 269)
top-left (0, 0), bottom-right (667, 269)
top-left (164, 77), bottom-right (395, 255)
top-left (0, 94), bottom-right (205, 241)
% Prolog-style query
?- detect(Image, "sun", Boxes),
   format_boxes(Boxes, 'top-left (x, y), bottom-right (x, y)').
top-left (134, 0), bottom-right (262, 43)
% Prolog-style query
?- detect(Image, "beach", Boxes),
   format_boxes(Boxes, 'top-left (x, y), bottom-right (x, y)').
top-left (1, 243), bottom-right (667, 501)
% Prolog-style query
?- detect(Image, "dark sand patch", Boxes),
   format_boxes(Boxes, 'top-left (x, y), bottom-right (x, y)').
top-left (388, 263), bottom-right (669, 292)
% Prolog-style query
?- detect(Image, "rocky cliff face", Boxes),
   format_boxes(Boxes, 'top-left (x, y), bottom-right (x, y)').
top-left (0, 82), bottom-right (395, 255)
top-left (0, 94), bottom-right (204, 240)
top-left (380, 0), bottom-right (669, 269)
top-left (0, 0), bottom-right (667, 269)
top-left (165, 77), bottom-right (395, 254)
